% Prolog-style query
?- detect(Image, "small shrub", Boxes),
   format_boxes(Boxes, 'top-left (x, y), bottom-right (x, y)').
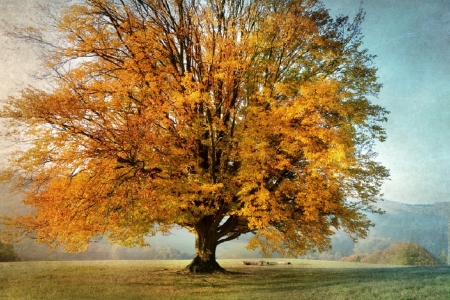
top-left (0, 241), bottom-right (21, 262)
top-left (340, 254), bottom-right (368, 263)
top-left (341, 242), bottom-right (438, 266)
top-left (360, 250), bottom-right (383, 264)
top-left (383, 242), bottom-right (438, 266)
top-left (439, 250), bottom-right (447, 265)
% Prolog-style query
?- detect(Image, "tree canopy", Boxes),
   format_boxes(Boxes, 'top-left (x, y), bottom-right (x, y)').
top-left (0, 0), bottom-right (389, 272)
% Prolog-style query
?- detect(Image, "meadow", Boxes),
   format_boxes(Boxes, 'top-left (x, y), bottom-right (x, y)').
top-left (1, 259), bottom-right (450, 299)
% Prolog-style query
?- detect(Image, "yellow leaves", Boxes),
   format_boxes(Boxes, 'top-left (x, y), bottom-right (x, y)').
top-left (197, 182), bottom-right (224, 195)
top-left (0, 0), bottom-right (388, 259)
top-left (237, 182), bottom-right (258, 199)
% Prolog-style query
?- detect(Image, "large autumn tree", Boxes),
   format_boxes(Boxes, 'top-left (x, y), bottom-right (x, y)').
top-left (0, 0), bottom-right (389, 273)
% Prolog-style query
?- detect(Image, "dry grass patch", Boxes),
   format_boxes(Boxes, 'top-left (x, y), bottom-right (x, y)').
top-left (1, 260), bottom-right (450, 299)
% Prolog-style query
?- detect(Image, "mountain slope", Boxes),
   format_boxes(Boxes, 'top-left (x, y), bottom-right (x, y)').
top-left (364, 200), bottom-right (449, 257)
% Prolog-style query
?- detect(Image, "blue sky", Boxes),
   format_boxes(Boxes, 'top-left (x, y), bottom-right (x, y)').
top-left (1, 0), bottom-right (449, 205)
top-left (324, 0), bottom-right (450, 204)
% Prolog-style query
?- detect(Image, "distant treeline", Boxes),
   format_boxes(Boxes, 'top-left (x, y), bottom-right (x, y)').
top-left (11, 238), bottom-right (193, 261)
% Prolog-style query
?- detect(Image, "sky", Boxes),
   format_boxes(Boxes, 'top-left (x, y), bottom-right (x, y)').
top-left (323, 0), bottom-right (450, 204)
top-left (0, 0), bottom-right (449, 205)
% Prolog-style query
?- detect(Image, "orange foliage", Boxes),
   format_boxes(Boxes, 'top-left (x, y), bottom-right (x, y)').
top-left (0, 0), bottom-right (388, 271)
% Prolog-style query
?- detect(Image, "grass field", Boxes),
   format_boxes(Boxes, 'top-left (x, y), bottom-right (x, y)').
top-left (1, 259), bottom-right (450, 299)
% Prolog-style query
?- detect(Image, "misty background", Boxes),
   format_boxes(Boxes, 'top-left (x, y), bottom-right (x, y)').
top-left (0, 0), bottom-right (449, 260)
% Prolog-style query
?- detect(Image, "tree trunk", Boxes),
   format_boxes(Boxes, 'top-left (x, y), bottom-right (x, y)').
top-left (186, 223), bottom-right (225, 273)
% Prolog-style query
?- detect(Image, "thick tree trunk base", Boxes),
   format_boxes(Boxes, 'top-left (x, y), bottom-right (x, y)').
top-left (186, 255), bottom-right (225, 273)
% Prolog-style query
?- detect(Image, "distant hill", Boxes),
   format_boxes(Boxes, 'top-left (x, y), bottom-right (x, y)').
top-left (309, 200), bottom-right (450, 260)
top-left (378, 200), bottom-right (450, 217)
top-left (362, 200), bottom-right (449, 258)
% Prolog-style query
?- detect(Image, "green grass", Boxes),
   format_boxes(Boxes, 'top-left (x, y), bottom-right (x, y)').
top-left (1, 259), bottom-right (450, 299)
